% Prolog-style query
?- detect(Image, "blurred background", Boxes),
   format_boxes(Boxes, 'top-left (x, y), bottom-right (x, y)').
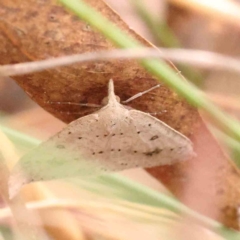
top-left (1, 0), bottom-right (240, 239)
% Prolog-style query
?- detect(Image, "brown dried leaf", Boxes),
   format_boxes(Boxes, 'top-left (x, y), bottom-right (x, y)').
top-left (0, 0), bottom-right (240, 230)
top-left (0, 0), bottom-right (197, 135)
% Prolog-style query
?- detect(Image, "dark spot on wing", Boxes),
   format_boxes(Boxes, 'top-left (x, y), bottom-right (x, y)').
top-left (144, 148), bottom-right (162, 156)
top-left (148, 124), bottom-right (152, 127)
top-left (78, 137), bottom-right (82, 139)
top-left (137, 131), bottom-right (141, 134)
top-left (68, 131), bottom-right (72, 134)
top-left (150, 135), bottom-right (159, 141)
top-left (112, 133), bottom-right (116, 136)
top-left (120, 162), bottom-right (128, 166)
top-left (98, 151), bottom-right (103, 154)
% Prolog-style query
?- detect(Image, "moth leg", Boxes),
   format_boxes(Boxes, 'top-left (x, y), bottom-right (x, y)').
top-left (122, 84), bottom-right (161, 104)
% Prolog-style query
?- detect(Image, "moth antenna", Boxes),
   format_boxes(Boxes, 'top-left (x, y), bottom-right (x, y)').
top-left (46, 101), bottom-right (101, 108)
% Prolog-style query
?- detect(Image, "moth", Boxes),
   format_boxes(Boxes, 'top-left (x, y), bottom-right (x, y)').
top-left (9, 79), bottom-right (194, 198)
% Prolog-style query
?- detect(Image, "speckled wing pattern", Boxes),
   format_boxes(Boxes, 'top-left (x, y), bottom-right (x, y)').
top-left (9, 80), bottom-right (194, 198)
top-left (50, 105), bottom-right (192, 165)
